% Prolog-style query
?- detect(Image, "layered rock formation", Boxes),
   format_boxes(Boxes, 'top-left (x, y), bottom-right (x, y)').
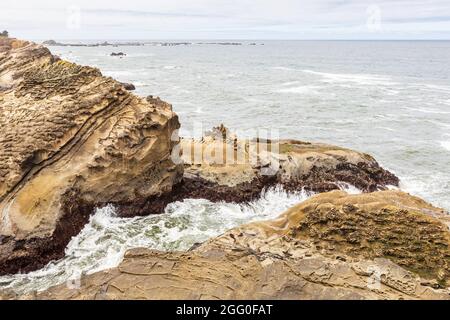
top-left (33, 191), bottom-right (450, 300)
top-left (175, 125), bottom-right (398, 203)
top-left (0, 38), bottom-right (182, 275)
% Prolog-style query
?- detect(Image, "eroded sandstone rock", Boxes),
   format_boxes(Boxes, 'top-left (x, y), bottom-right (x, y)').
top-left (33, 190), bottom-right (450, 300)
top-left (177, 125), bottom-right (399, 203)
top-left (0, 38), bottom-right (183, 274)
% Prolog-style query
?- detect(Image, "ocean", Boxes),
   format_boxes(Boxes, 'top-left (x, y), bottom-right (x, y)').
top-left (1, 40), bottom-right (449, 293)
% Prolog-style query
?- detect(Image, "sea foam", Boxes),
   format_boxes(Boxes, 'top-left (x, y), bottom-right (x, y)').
top-left (301, 69), bottom-right (397, 86)
top-left (440, 141), bottom-right (450, 151)
top-left (0, 186), bottom-right (312, 294)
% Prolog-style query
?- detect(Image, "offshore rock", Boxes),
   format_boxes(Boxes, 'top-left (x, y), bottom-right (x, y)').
top-left (34, 190), bottom-right (450, 300)
top-left (0, 38), bottom-right (182, 275)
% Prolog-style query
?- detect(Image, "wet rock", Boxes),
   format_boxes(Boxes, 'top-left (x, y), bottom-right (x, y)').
top-left (110, 52), bottom-right (126, 57)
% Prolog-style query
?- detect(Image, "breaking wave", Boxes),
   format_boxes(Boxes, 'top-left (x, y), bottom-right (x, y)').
top-left (0, 183), bottom-right (363, 295)
top-left (0, 186), bottom-right (312, 294)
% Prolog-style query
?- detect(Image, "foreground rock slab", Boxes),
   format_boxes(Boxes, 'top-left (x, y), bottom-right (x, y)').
top-left (0, 38), bottom-right (182, 275)
top-left (34, 190), bottom-right (450, 300)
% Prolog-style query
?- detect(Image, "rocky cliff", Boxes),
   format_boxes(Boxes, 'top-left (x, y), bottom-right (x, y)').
top-left (33, 190), bottom-right (450, 300)
top-left (0, 38), bottom-right (182, 275)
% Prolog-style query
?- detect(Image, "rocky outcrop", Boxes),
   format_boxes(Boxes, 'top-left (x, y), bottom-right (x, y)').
top-left (0, 38), bottom-right (182, 275)
top-left (176, 125), bottom-right (398, 204)
top-left (33, 190), bottom-right (450, 300)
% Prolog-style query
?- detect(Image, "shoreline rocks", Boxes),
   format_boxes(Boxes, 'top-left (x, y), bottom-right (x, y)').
top-left (32, 190), bottom-right (450, 300)
top-left (0, 37), bottom-right (182, 275)
top-left (3, 37), bottom-right (446, 301)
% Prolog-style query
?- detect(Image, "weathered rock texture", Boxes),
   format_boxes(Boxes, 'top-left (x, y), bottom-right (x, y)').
top-left (0, 38), bottom-right (182, 275)
top-left (178, 125), bottom-right (399, 203)
top-left (33, 190), bottom-right (450, 300)
top-left (0, 38), bottom-right (401, 278)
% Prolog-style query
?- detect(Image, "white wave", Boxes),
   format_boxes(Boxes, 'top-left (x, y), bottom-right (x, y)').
top-left (103, 70), bottom-right (134, 78)
top-left (301, 69), bottom-right (397, 86)
top-left (163, 65), bottom-right (179, 70)
top-left (386, 185), bottom-right (400, 191)
top-left (126, 53), bottom-right (155, 58)
top-left (0, 186), bottom-right (312, 295)
top-left (276, 85), bottom-right (320, 95)
top-left (440, 141), bottom-right (450, 151)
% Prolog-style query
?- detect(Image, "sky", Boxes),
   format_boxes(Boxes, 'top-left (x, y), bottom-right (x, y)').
top-left (1, 0), bottom-right (450, 40)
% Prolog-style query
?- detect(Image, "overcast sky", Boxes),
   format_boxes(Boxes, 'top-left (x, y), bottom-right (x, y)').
top-left (1, 0), bottom-right (450, 40)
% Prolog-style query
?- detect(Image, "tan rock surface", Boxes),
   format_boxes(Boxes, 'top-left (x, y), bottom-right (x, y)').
top-left (181, 125), bottom-right (399, 193)
top-left (34, 190), bottom-right (450, 300)
top-left (0, 38), bottom-right (182, 274)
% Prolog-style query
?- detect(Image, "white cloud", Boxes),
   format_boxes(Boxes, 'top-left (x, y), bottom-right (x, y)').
top-left (1, 0), bottom-right (449, 39)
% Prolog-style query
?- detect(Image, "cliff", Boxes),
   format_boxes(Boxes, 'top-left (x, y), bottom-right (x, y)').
top-left (0, 38), bottom-right (182, 274)
top-left (33, 190), bottom-right (450, 300)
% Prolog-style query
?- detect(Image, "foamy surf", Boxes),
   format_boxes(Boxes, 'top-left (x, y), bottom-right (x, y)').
top-left (0, 183), bottom-right (366, 295)
top-left (0, 186), bottom-right (313, 295)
